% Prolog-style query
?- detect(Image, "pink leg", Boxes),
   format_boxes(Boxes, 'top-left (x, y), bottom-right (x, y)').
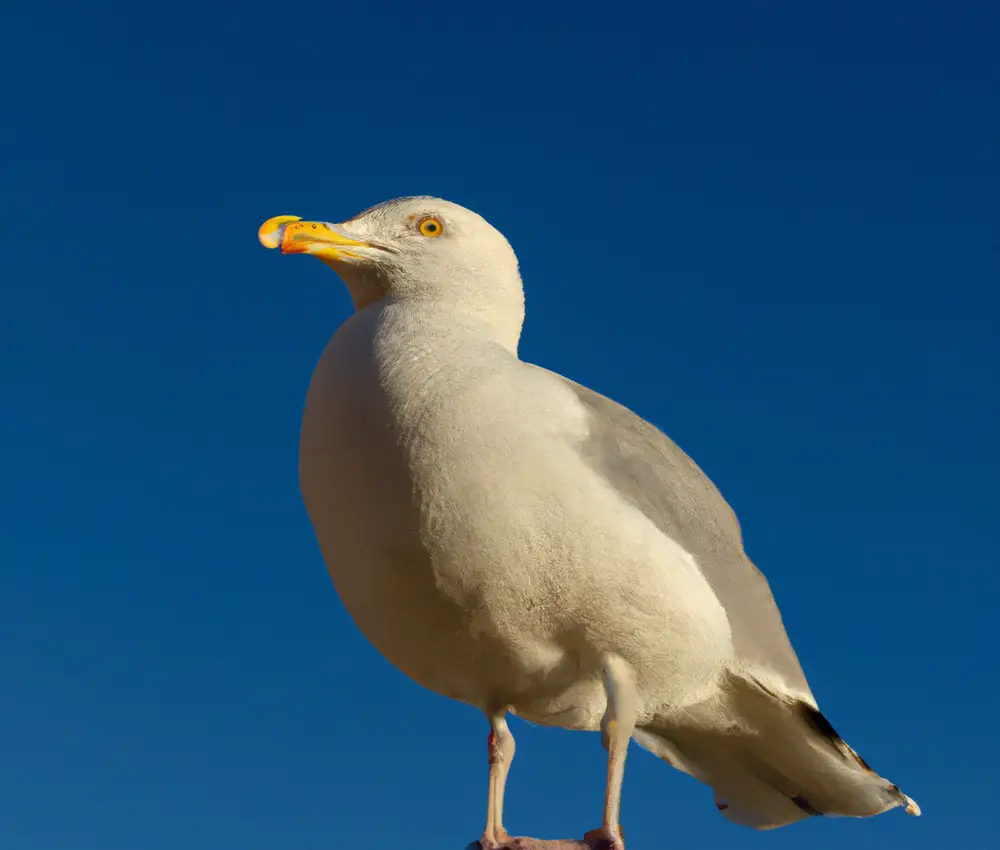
top-left (584, 657), bottom-right (637, 850)
top-left (480, 711), bottom-right (516, 849)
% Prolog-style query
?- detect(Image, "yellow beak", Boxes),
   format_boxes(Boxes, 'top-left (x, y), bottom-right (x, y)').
top-left (258, 215), bottom-right (372, 262)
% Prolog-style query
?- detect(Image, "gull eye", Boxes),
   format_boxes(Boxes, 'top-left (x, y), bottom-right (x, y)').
top-left (417, 216), bottom-right (444, 238)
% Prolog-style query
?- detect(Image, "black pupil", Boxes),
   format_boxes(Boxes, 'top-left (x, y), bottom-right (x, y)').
top-left (426, 222), bottom-right (437, 231)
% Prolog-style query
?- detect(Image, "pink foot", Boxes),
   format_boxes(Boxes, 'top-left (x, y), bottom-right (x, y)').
top-left (583, 826), bottom-right (625, 850)
top-left (475, 838), bottom-right (590, 850)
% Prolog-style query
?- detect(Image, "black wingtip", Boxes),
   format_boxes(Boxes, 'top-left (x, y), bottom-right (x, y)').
top-left (797, 701), bottom-right (875, 773)
top-left (790, 795), bottom-right (824, 817)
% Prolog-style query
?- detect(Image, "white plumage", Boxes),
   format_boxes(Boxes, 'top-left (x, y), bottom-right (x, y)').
top-left (260, 196), bottom-right (919, 848)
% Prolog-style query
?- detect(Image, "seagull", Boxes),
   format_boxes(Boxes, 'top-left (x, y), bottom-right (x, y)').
top-left (258, 197), bottom-right (919, 848)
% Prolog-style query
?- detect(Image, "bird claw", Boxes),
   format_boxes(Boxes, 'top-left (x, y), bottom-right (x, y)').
top-left (474, 837), bottom-right (595, 850)
top-left (583, 826), bottom-right (625, 850)
top-left (477, 835), bottom-right (506, 850)
top-left (473, 827), bottom-right (624, 850)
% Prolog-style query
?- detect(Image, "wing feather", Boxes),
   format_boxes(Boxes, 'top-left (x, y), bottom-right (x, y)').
top-left (537, 368), bottom-right (811, 698)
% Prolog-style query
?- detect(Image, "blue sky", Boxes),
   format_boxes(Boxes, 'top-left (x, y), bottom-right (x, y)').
top-left (1, 1), bottom-right (997, 848)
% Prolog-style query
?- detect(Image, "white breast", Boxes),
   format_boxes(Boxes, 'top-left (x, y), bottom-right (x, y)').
top-left (300, 302), bottom-right (732, 722)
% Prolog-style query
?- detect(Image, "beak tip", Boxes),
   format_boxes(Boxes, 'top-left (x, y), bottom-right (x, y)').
top-left (258, 215), bottom-right (301, 250)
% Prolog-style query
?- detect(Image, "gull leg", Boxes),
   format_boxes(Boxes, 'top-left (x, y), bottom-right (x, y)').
top-left (480, 710), bottom-right (515, 849)
top-left (585, 657), bottom-right (638, 850)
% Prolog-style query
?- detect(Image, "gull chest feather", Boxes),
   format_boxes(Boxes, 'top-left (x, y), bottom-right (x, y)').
top-left (301, 304), bottom-right (732, 720)
top-left (299, 306), bottom-right (579, 706)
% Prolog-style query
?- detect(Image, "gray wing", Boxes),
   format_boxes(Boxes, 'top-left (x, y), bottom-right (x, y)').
top-left (538, 367), bottom-right (811, 698)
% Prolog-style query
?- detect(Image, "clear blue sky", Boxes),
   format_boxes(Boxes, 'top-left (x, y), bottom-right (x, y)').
top-left (2, 2), bottom-right (996, 848)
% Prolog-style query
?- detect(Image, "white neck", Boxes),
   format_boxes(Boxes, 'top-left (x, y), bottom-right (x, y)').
top-left (334, 262), bottom-right (526, 356)
top-left (369, 297), bottom-right (522, 360)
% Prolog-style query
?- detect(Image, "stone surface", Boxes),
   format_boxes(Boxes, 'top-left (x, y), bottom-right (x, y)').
top-left (465, 834), bottom-right (620, 850)
top-left (465, 841), bottom-right (589, 850)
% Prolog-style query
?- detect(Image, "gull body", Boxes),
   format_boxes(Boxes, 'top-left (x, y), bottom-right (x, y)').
top-left (302, 300), bottom-right (730, 728)
top-left (261, 197), bottom-right (918, 846)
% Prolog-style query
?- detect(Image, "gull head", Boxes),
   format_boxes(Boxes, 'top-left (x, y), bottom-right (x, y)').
top-left (259, 196), bottom-right (525, 348)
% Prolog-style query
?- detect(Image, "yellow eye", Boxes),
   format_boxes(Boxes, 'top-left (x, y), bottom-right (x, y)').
top-left (418, 216), bottom-right (444, 238)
